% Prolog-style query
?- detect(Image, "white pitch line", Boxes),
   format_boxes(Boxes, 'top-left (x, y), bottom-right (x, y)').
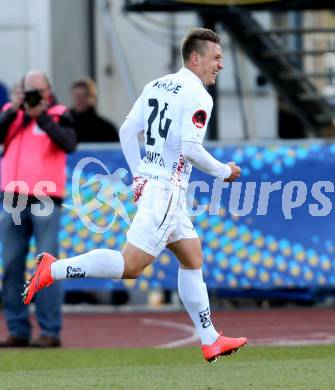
top-left (142, 318), bottom-right (200, 348)
top-left (251, 335), bottom-right (335, 347)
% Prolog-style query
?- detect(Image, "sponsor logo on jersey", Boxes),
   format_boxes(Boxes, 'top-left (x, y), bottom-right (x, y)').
top-left (171, 154), bottom-right (186, 186)
top-left (144, 151), bottom-right (165, 167)
top-left (192, 110), bottom-right (207, 128)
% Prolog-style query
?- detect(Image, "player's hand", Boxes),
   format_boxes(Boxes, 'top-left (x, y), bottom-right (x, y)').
top-left (132, 176), bottom-right (148, 203)
top-left (224, 162), bottom-right (241, 182)
top-left (11, 85), bottom-right (24, 111)
top-left (24, 99), bottom-right (48, 118)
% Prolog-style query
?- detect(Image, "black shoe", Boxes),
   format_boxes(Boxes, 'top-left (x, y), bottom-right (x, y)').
top-left (0, 335), bottom-right (30, 348)
top-left (30, 335), bottom-right (61, 348)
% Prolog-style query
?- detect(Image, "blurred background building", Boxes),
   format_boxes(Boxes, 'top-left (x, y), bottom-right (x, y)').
top-left (1, 0), bottom-right (334, 140)
top-left (1, 0), bottom-right (335, 307)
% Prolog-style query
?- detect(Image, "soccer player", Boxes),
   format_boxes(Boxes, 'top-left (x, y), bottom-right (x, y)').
top-left (23, 28), bottom-right (247, 362)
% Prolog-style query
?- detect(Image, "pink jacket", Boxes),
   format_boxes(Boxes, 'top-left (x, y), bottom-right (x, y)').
top-left (1, 103), bottom-right (68, 198)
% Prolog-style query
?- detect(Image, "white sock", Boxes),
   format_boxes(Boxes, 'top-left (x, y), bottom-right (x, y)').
top-left (51, 249), bottom-right (124, 280)
top-left (178, 268), bottom-right (219, 345)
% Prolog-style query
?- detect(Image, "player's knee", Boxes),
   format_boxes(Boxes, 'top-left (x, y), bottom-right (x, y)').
top-left (180, 252), bottom-right (203, 269)
top-left (123, 262), bottom-right (143, 279)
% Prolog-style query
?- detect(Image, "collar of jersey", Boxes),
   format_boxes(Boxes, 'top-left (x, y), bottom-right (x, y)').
top-left (179, 67), bottom-right (203, 86)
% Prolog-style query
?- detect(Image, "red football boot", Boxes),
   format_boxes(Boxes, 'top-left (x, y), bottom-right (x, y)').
top-left (22, 252), bottom-right (56, 305)
top-left (202, 334), bottom-right (247, 363)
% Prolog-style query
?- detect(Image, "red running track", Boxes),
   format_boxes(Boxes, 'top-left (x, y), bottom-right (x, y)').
top-left (1, 308), bottom-right (335, 348)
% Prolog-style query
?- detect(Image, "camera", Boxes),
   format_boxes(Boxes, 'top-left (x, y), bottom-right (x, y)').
top-left (24, 90), bottom-right (42, 107)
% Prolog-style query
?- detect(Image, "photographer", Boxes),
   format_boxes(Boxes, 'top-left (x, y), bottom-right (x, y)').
top-left (0, 71), bottom-right (77, 348)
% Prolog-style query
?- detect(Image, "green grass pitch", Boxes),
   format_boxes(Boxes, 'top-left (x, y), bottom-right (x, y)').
top-left (1, 345), bottom-right (335, 389)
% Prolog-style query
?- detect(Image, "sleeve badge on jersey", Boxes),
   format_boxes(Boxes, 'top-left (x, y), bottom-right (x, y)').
top-left (192, 110), bottom-right (207, 129)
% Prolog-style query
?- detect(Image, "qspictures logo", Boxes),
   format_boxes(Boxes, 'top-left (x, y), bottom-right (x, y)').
top-left (1, 158), bottom-right (335, 228)
top-left (62, 157), bottom-right (131, 233)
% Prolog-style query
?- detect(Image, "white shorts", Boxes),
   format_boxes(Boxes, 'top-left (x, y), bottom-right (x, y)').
top-left (127, 179), bottom-right (198, 257)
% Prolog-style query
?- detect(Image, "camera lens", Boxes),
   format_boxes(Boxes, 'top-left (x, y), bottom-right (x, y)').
top-left (24, 90), bottom-right (42, 107)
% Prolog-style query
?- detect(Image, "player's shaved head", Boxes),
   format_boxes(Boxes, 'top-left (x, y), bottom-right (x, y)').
top-left (181, 28), bottom-right (221, 62)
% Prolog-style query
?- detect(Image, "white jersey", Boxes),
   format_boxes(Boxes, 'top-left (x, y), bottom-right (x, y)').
top-left (127, 67), bottom-right (213, 188)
